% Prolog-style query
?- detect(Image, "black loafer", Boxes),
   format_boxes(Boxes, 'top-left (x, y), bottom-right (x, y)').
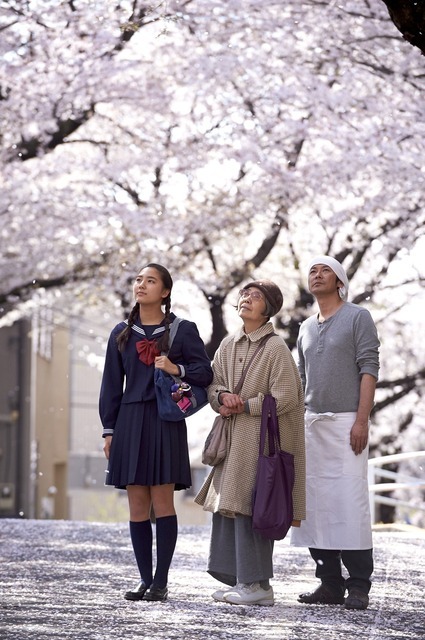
top-left (345, 588), bottom-right (369, 610)
top-left (124, 581), bottom-right (148, 601)
top-left (298, 584), bottom-right (345, 605)
top-left (143, 586), bottom-right (168, 602)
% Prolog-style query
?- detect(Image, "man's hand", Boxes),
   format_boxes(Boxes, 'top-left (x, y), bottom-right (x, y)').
top-left (350, 421), bottom-right (369, 455)
top-left (351, 373), bottom-right (375, 455)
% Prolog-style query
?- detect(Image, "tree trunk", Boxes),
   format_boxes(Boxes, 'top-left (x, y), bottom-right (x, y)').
top-left (381, 0), bottom-right (425, 56)
top-left (204, 293), bottom-right (227, 359)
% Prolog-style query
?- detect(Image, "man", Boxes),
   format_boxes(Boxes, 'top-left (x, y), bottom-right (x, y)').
top-left (291, 255), bottom-right (380, 611)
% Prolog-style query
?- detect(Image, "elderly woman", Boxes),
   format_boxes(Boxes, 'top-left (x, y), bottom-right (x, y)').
top-left (196, 280), bottom-right (306, 606)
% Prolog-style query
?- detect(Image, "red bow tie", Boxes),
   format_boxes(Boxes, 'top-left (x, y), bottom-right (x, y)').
top-left (136, 339), bottom-right (160, 366)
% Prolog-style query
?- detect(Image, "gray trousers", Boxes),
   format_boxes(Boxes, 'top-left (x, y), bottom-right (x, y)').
top-left (207, 512), bottom-right (274, 586)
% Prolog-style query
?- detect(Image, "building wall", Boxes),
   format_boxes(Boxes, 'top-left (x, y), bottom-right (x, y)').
top-left (0, 320), bottom-right (31, 518)
top-left (33, 316), bottom-right (70, 519)
top-left (0, 323), bottom-right (21, 516)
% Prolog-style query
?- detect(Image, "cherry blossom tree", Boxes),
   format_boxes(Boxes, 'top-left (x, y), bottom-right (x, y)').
top-left (1, 1), bottom-right (424, 475)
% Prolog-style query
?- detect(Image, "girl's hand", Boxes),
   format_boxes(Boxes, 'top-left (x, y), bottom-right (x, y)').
top-left (103, 435), bottom-right (112, 460)
top-left (154, 355), bottom-right (180, 376)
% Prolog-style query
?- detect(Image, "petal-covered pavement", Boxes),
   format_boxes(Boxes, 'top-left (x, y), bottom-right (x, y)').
top-left (1, 520), bottom-right (424, 640)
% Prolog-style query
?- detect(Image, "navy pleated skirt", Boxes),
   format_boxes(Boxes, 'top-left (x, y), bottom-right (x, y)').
top-left (105, 399), bottom-right (191, 491)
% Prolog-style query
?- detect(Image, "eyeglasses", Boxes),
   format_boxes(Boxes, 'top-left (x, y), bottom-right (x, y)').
top-left (238, 289), bottom-right (264, 302)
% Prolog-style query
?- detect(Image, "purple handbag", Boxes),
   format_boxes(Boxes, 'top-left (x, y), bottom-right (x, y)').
top-left (252, 394), bottom-right (295, 540)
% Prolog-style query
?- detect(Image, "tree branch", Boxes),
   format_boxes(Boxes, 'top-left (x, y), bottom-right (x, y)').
top-left (11, 1), bottom-right (164, 161)
top-left (372, 368), bottom-right (425, 414)
top-left (0, 255), bottom-right (109, 308)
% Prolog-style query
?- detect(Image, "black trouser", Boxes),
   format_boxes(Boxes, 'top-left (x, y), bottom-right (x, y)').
top-left (309, 548), bottom-right (373, 595)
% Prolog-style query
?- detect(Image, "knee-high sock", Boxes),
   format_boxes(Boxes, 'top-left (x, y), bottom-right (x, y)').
top-left (153, 515), bottom-right (178, 589)
top-left (129, 519), bottom-right (153, 587)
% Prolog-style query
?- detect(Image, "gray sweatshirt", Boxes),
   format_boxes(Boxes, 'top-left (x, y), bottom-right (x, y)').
top-left (297, 302), bottom-right (380, 414)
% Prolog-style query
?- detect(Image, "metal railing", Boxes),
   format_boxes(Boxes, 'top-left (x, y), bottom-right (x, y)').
top-left (368, 451), bottom-right (425, 524)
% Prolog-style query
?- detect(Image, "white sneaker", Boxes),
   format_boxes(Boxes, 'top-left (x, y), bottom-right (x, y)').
top-left (224, 582), bottom-right (274, 606)
top-left (211, 583), bottom-right (253, 603)
top-left (212, 587), bottom-right (232, 602)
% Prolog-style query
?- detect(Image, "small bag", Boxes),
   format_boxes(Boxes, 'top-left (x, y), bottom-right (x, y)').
top-left (154, 369), bottom-right (208, 421)
top-left (154, 316), bottom-right (208, 422)
top-left (201, 415), bottom-right (229, 466)
top-left (201, 333), bottom-right (276, 467)
top-left (252, 394), bottom-right (294, 540)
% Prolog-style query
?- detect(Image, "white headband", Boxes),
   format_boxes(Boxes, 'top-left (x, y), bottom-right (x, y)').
top-left (308, 255), bottom-right (349, 301)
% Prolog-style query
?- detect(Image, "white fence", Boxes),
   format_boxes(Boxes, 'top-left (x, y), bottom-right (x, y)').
top-left (368, 451), bottom-right (425, 524)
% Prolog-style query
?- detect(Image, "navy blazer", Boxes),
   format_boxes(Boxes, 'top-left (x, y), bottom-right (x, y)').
top-left (99, 313), bottom-right (213, 435)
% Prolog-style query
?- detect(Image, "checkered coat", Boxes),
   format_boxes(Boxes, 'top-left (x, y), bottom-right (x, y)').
top-left (195, 322), bottom-right (306, 521)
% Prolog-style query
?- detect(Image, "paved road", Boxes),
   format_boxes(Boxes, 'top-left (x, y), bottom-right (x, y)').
top-left (0, 520), bottom-right (424, 640)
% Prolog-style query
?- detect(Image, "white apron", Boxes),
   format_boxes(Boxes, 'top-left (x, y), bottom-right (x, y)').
top-left (291, 411), bottom-right (372, 550)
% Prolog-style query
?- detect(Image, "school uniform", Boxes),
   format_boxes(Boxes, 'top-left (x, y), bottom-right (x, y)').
top-left (99, 313), bottom-right (213, 490)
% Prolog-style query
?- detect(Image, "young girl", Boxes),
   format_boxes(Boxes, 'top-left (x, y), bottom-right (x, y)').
top-left (100, 263), bottom-right (213, 602)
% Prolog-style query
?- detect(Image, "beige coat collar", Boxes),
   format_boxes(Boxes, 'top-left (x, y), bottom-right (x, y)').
top-left (233, 321), bottom-right (275, 343)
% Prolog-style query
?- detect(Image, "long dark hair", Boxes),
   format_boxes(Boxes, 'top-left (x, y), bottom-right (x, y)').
top-left (116, 263), bottom-right (173, 353)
